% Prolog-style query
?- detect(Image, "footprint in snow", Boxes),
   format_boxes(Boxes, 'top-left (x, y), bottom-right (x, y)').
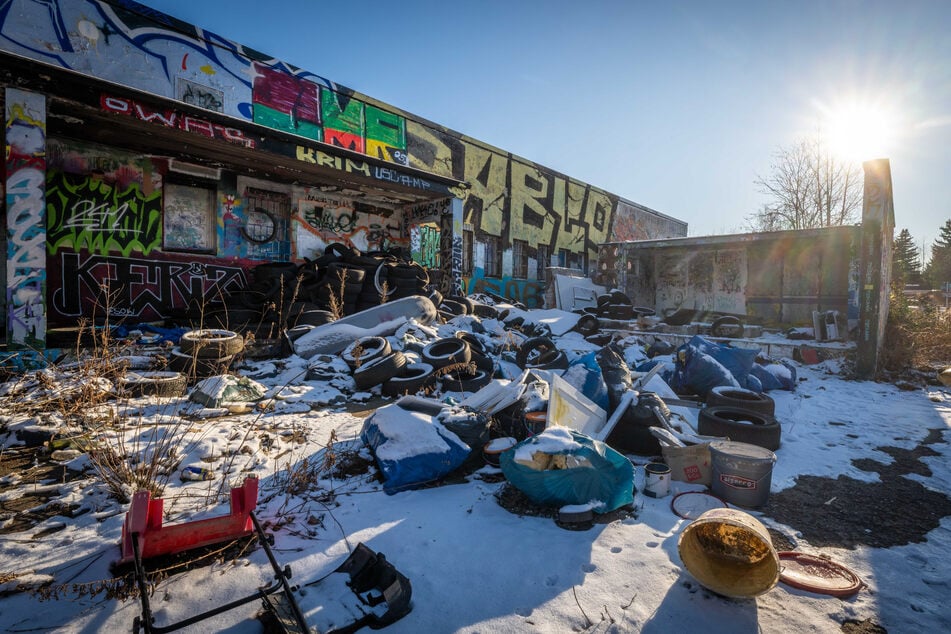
top-left (610, 546), bottom-right (622, 554)
top-left (581, 563), bottom-right (597, 573)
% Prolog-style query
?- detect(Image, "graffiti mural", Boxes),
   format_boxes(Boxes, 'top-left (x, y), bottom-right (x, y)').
top-left (464, 269), bottom-right (543, 309)
top-left (292, 194), bottom-right (402, 258)
top-left (46, 170), bottom-right (163, 256)
top-left (0, 1), bottom-right (411, 165)
top-left (51, 252), bottom-right (246, 321)
top-left (408, 122), bottom-right (635, 272)
top-left (47, 138), bottom-right (161, 193)
top-left (5, 88), bottom-right (47, 348)
top-left (101, 94), bottom-right (256, 148)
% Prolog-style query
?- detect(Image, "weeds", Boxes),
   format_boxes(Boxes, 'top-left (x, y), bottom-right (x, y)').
top-left (883, 287), bottom-right (951, 370)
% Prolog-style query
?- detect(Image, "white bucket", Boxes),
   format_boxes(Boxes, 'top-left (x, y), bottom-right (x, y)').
top-left (709, 441), bottom-right (777, 508)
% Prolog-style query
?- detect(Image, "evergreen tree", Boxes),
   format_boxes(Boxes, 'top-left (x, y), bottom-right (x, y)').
top-left (925, 219), bottom-right (951, 289)
top-left (892, 228), bottom-right (921, 286)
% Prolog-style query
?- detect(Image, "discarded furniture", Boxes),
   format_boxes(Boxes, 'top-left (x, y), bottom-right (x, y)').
top-left (117, 477), bottom-right (413, 634)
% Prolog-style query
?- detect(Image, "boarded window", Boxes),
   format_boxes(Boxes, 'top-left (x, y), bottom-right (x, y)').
top-left (163, 182), bottom-right (216, 253)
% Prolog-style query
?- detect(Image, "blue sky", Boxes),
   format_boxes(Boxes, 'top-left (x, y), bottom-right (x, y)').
top-left (145, 0), bottom-right (951, 259)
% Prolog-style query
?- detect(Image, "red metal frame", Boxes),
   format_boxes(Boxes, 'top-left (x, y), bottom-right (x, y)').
top-left (118, 477), bottom-right (258, 565)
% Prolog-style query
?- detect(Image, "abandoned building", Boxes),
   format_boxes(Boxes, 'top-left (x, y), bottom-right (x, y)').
top-left (0, 0), bottom-right (894, 379)
top-left (0, 0), bottom-right (686, 361)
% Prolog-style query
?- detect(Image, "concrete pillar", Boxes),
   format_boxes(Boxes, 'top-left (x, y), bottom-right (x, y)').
top-left (855, 159), bottom-right (895, 379)
top-left (5, 88), bottom-right (47, 351)
top-left (439, 197), bottom-right (464, 296)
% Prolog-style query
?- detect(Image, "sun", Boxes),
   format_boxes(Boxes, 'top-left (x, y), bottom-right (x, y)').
top-left (819, 99), bottom-right (898, 163)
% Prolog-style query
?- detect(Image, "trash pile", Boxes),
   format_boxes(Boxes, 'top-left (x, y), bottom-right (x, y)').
top-left (2, 262), bottom-right (869, 628)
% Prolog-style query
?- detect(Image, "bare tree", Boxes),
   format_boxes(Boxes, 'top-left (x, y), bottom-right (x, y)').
top-left (748, 133), bottom-right (863, 231)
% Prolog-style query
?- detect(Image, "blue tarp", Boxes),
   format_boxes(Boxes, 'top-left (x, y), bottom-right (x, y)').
top-left (360, 404), bottom-right (471, 493)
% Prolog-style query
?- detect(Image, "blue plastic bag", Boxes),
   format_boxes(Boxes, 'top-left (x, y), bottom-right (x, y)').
top-left (750, 360), bottom-right (797, 391)
top-left (361, 404), bottom-right (471, 493)
top-left (670, 335), bottom-right (757, 397)
top-left (561, 351), bottom-right (610, 411)
top-left (500, 428), bottom-right (634, 513)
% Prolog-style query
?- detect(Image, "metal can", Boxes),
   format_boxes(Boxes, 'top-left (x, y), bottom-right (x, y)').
top-left (181, 466), bottom-right (215, 481)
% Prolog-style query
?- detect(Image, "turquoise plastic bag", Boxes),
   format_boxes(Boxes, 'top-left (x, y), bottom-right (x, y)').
top-left (500, 429), bottom-right (634, 512)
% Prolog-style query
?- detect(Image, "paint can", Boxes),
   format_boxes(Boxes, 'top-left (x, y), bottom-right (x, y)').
top-left (677, 507), bottom-right (780, 599)
top-left (643, 462), bottom-right (671, 498)
top-left (709, 441), bottom-right (777, 508)
top-left (181, 466), bottom-right (215, 481)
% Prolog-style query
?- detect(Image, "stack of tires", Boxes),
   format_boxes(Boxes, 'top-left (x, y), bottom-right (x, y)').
top-left (698, 386), bottom-right (781, 450)
top-left (166, 329), bottom-right (244, 383)
top-left (575, 291), bottom-right (654, 337)
top-left (184, 244), bottom-right (437, 349)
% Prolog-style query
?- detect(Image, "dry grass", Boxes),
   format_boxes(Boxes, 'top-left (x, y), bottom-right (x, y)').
top-left (883, 289), bottom-right (951, 370)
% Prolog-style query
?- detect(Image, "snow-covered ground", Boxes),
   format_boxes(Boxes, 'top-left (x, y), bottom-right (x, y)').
top-left (1, 312), bottom-right (949, 633)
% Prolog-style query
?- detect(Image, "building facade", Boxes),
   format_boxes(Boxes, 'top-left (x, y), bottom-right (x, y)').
top-left (1, 0), bottom-right (686, 357)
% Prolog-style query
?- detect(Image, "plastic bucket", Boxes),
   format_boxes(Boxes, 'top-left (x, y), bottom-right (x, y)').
top-left (709, 441), bottom-right (777, 508)
top-left (677, 508), bottom-right (780, 598)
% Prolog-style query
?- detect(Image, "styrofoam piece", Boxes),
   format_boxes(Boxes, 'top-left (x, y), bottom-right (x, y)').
top-left (547, 373), bottom-right (608, 439)
top-left (294, 296), bottom-right (437, 358)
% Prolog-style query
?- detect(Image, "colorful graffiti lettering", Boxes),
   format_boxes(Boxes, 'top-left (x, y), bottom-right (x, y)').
top-left (408, 122), bottom-right (618, 266)
top-left (6, 89), bottom-right (47, 348)
top-left (252, 63), bottom-right (321, 140)
top-left (46, 170), bottom-right (163, 256)
top-left (464, 268), bottom-right (543, 309)
top-left (415, 225), bottom-right (440, 269)
top-left (253, 62), bottom-right (407, 164)
top-left (101, 94), bottom-right (256, 148)
top-left (52, 252), bottom-right (246, 321)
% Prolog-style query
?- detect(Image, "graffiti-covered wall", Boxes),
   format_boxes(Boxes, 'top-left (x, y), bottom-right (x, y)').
top-left (0, 0), bottom-right (686, 294)
top-left (607, 227), bottom-right (860, 325)
top-left (5, 88), bottom-right (47, 348)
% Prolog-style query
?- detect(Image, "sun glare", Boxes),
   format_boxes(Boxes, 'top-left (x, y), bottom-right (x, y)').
top-left (820, 99), bottom-right (898, 163)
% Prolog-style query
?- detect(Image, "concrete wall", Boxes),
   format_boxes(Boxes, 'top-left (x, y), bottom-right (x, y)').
top-left (601, 226), bottom-right (861, 326)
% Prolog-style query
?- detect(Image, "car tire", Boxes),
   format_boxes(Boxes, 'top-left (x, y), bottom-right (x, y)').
top-left (119, 371), bottom-right (187, 398)
top-left (422, 338), bottom-right (471, 369)
top-left (353, 351), bottom-right (407, 390)
top-left (515, 337), bottom-right (557, 368)
top-left (440, 368), bottom-right (492, 393)
top-left (698, 406), bottom-right (781, 450)
top-left (382, 362), bottom-right (437, 397)
top-left (179, 329), bottom-right (244, 358)
top-left (706, 386), bottom-right (776, 416)
top-left (341, 336), bottom-right (392, 370)
top-left (710, 315), bottom-right (744, 338)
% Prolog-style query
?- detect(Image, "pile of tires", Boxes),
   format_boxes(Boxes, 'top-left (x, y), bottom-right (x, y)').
top-left (578, 291), bottom-right (655, 323)
top-left (698, 386), bottom-right (780, 450)
top-left (186, 245), bottom-right (437, 336)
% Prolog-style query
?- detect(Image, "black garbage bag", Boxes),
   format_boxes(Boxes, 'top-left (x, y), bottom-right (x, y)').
top-left (596, 344), bottom-right (633, 413)
top-left (438, 408), bottom-right (490, 470)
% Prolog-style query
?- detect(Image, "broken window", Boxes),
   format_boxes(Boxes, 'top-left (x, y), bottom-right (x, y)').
top-left (462, 225), bottom-right (474, 276)
top-left (513, 239), bottom-right (528, 278)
